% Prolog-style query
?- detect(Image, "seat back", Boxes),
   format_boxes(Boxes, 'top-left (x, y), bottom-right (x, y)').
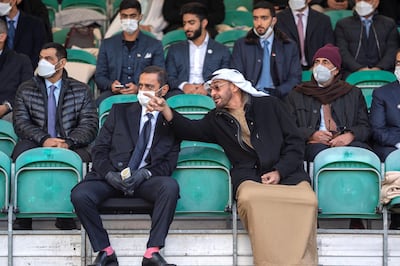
top-left (13, 148), bottom-right (82, 218)
top-left (222, 10), bottom-right (253, 28)
top-left (172, 144), bottom-right (232, 215)
top-left (53, 28), bottom-right (70, 46)
top-left (346, 70), bottom-right (396, 111)
top-left (384, 149), bottom-right (400, 211)
top-left (162, 29), bottom-right (186, 57)
top-left (302, 70), bottom-right (312, 82)
top-left (324, 9), bottom-right (353, 29)
top-left (313, 147), bottom-right (382, 219)
top-left (61, 0), bottom-right (107, 15)
top-left (67, 49), bottom-right (97, 65)
top-left (215, 29), bottom-right (247, 52)
top-left (166, 94), bottom-right (215, 120)
top-left (98, 94), bottom-right (138, 127)
top-left (0, 151), bottom-right (11, 218)
top-left (223, 0), bottom-right (252, 11)
top-left (0, 120), bottom-right (18, 157)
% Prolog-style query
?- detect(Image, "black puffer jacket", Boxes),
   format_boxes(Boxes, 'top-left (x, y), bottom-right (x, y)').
top-left (13, 71), bottom-right (98, 148)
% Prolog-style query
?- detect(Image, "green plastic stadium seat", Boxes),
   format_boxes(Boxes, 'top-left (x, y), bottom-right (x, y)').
top-left (166, 94), bottom-right (215, 120)
top-left (215, 29), bottom-right (247, 52)
top-left (162, 29), bottom-right (186, 57)
top-left (0, 151), bottom-right (11, 218)
top-left (98, 94), bottom-right (138, 127)
top-left (222, 10), bottom-right (253, 28)
top-left (0, 120), bottom-right (18, 157)
top-left (223, 0), bottom-right (252, 11)
top-left (384, 150), bottom-right (400, 212)
top-left (324, 9), bottom-right (353, 29)
top-left (13, 148), bottom-right (82, 218)
top-left (313, 147), bottom-right (382, 219)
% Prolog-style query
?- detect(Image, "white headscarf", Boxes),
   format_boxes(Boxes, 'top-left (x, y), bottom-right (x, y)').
top-left (206, 69), bottom-right (269, 97)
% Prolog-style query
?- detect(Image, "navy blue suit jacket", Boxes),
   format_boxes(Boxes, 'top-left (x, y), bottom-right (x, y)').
top-left (231, 30), bottom-right (302, 98)
top-left (370, 81), bottom-right (400, 147)
top-left (95, 32), bottom-right (165, 92)
top-left (86, 102), bottom-right (180, 180)
top-left (276, 8), bottom-right (334, 67)
top-left (2, 11), bottom-right (46, 67)
top-left (165, 38), bottom-right (231, 89)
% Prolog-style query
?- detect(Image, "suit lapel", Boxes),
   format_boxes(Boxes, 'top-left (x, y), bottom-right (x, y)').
top-left (13, 12), bottom-right (25, 47)
top-left (183, 42), bottom-right (190, 79)
top-left (305, 10), bottom-right (318, 44)
top-left (116, 34), bottom-right (124, 80)
top-left (126, 103), bottom-right (142, 146)
top-left (283, 11), bottom-right (299, 43)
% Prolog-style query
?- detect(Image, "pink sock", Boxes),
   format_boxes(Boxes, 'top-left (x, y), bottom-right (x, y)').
top-left (144, 247), bottom-right (160, 258)
top-left (102, 246), bottom-right (114, 256)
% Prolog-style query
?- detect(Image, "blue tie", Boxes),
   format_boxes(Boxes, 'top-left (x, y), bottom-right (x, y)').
top-left (128, 113), bottom-right (153, 170)
top-left (257, 39), bottom-right (273, 91)
top-left (363, 19), bottom-right (371, 38)
top-left (7, 20), bottom-right (15, 49)
top-left (47, 85), bottom-right (57, 137)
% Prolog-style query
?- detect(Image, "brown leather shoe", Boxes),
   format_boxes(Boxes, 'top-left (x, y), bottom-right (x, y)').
top-left (142, 252), bottom-right (176, 266)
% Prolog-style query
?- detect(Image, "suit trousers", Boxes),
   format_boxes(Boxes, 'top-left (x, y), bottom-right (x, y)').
top-left (71, 175), bottom-right (179, 251)
top-left (237, 180), bottom-right (318, 266)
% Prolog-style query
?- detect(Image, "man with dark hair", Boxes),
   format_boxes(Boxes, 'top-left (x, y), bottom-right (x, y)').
top-left (165, 2), bottom-right (230, 95)
top-left (0, 0), bottom-right (47, 67)
top-left (72, 66), bottom-right (180, 266)
top-left (148, 68), bottom-right (318, 265)
top-left (0, 18), bottom-right (32, 122)
top-left (162, 0), bottom-right (225, 38)
top-left (12, 42), bottom-right (98, 230)
top-left (231, 1), bottom-right (302, 98)
top-left (95, 0), bottom-right (165, 106)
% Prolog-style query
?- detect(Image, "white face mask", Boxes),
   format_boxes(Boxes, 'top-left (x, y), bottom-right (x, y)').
top-left (121, 19), bottom-right (138, 34)
top-left (288, 0), bottom-right (307, 11)
top-left (37, 59), bottom-right (58, 79)
top-left (0, 2), bottom-right (11, 16)
top-left (137, 90), bottom-right (155, 108)
top-left (313, 64), bottom-right (336, 84)
top-left (355, 1), bottom-right (375, 17)
top-left (253, 26), bottom-right (274, 40)
top-left (394, 66), bottom-right (400, 83)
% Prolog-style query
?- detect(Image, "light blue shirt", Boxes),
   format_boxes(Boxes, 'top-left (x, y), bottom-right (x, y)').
top-left (138, 107), bottom-right (159, 169)
top-left (6, 11), bottom-right (20, 29)
top-left (45, 79), bottom-right (62, 106)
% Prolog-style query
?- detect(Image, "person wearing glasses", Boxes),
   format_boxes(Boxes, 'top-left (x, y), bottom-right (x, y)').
top-left (147, 68), bottom-right (318, 266)
top-left (72, 66), bottom-right (180, 266)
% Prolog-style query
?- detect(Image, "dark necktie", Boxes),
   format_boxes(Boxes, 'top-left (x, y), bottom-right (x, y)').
top-left (257, 39), bottom-right (273, 91)
top-left (47, 85), bottom-right (57, 137)
top-left (128, 113), bottom-right (153, 170)
top-left (7, 20), bottom-right (15, 49)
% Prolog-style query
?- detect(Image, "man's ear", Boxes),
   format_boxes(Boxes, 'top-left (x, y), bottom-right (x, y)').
top-left (201, 18), bottom-right (208, 29)
top-left (160, 84), bottom-right (170, 97)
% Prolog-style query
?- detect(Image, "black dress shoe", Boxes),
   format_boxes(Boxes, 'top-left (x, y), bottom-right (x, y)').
top-left (142, 252), bottom-right (176, 266)
top-left (13, 218), bottom-right (32, 230)
top-left (55, 218), bottom-right (77, 230)
top-left (89, 251), bottom-right (118, 266)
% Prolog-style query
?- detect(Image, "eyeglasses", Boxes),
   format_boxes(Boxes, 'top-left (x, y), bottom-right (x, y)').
top-left (208, 82), bottom-right (230, 91)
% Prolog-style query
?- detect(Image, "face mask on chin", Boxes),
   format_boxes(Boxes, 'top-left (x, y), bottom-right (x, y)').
top-left (37, 59), bottom-right (60, 79)
top-left (355, 1), bottom-right (375, 17)
top-left (0, 2), bottom-right (11, 16)
top-left (288, 0), bottom-right (307, 11)
top-left (121, 19), bottom-right (139, 34)
top-left (253, 26), bottom-right (273, 40)
top-left (313, 64), bottom-right (336, 85)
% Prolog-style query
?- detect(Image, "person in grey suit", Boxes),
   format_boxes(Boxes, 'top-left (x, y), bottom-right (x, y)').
top-left (165, 2), bottom-right (230, 95)
top-left (276, 0), bottom-right (334, 70)
top-left (95, 0), bottom-right (165, 106)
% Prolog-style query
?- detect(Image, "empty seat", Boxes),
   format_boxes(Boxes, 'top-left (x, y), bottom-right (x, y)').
top-left (313, 147), bottom-right (382, 219)
top-left (13, 147), bottom-right (82, 218)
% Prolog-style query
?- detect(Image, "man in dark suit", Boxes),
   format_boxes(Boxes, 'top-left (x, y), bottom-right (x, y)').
top-left (166, 2), bottom-right (230, 95)
top-left (71, 66), bottom-right (180, 266)
top-left (231, 1), bottom-right (302, 99)
top-left (276, 0), bottom-right (334, 69)
top-left (0, 19), bottom-right (32, 122)
top-left (0, 0), bottom-right (47, 67)
top-left (370, 49), bottom-right (400, 230)
top-left (95, 0), bottom-right (165, 106)
top-left (162, 0), bottom-right (225, 38)
top-left (147, 68), bottom-right (318, 265)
